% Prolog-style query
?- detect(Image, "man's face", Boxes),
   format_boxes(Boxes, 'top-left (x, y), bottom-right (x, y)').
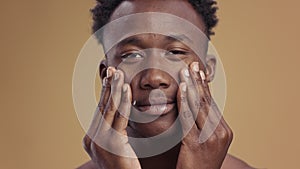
top-left (102, 0), bottom-right (209, 137)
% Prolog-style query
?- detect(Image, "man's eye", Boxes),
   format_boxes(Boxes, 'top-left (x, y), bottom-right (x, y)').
top-left (164, 49), bottom-right (189, 61)
top-left (121, 52), bottom-right (143, 59)
top-left (166, 50), bottom-right (187, 55)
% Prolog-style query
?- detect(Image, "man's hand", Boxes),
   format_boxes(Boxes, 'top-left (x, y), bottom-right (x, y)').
top-left (176, 62), bottom-right (233, 169)
top-left (83, 67), bottom-right (141, 169)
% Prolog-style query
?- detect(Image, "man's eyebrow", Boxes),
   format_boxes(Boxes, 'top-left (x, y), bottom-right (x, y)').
top-left (115, 34), bottom-right (193, 49)
top-left (166, 34), bottom-right (193, 44)
top-left (116, 36), bottom-right (143, 48)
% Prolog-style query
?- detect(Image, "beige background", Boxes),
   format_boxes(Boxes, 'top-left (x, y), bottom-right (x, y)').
top-left (1, 0), bottom-right (299, 168)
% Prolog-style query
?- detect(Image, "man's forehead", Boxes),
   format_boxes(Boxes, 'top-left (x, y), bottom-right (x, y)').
top-left (115, 33), bottom-right (194, 48)
top-left (109, 0), bottom-right (206, 32)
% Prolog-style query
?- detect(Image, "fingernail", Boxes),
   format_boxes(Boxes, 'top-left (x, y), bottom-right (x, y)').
top-left (107, 67), bottom-right (112, 78)
top-left (133, 100), bottom-right (137, 105)
top-left (200, 70), bottom-right (206, 81)
top-left (182, 83), bottom-right (187, 92)
top-left (184, 68), bottom-right (189, 77)
top-left (191, 62), bottom-right (199, 72)
top-left (122, 84), bottom-right (128, 92)
top-left (206, 69), bottom-right (209, 75)
top-left (114, 71), bottom-right (119, 80)
top-left (102, 77), bottom-right (107, 87)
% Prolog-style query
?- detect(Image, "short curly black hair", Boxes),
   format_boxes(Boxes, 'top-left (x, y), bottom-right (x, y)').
top-left (91, 0), bottom-right (218, 40)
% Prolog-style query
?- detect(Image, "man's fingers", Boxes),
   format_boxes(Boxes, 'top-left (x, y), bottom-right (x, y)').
top-left (85, 107), bottom-right (101, 141)
top-left (83, 67), bottom-right (114, 154)
top-left (179, 66), bottom-right (207, 129)
top-left (85, 76), bottom-right (111, 147)
top-left (98, 76), bottom-right (112, 113)
top-left (177, 82), bottom-right (198, 137)
top-left (112, 83), bottom-right (132, 135)
top-left (188, 62), bottom-right (209, 117)
top-left (100, 69), bottom-right (124, 132)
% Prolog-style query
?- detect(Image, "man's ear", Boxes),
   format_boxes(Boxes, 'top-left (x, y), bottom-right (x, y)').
top-left (205, 54), bottom-right (217, 82)
top-left (99, 59), bottom-right (108, 82)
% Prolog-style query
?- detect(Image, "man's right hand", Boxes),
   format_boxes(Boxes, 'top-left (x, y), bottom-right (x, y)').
top-left (83, 67), bottom-right (141, 169)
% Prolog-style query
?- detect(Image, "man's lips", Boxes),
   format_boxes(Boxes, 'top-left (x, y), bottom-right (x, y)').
top-left (135, 103), bottom-right (176, 116)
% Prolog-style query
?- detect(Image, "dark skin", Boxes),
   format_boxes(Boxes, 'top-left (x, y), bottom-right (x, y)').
top-left (80, 0), bottom-right (254, 169)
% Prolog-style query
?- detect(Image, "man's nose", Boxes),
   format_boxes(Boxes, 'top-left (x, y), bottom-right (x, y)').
top-left (140, 69), bottom-right (170, 90)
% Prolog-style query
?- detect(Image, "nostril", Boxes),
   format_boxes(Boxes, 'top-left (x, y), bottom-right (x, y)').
top-left (143, 84), bottom-right (152, 89)
top-left (160, 82), bottom-right (169, 88)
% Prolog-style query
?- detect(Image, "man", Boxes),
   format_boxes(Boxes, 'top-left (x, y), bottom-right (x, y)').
top-left (79, 0), bottom-right (254, 168)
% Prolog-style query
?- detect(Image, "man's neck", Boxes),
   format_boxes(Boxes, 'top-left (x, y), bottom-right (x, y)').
top-left (138, 143), bottom-right (181, 169)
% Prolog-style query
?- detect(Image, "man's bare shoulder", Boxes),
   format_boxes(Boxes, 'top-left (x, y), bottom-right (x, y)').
top-left (77, 154), bottom-right (255, 169)
top-left (222, 154), bottom-right (255, 169)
